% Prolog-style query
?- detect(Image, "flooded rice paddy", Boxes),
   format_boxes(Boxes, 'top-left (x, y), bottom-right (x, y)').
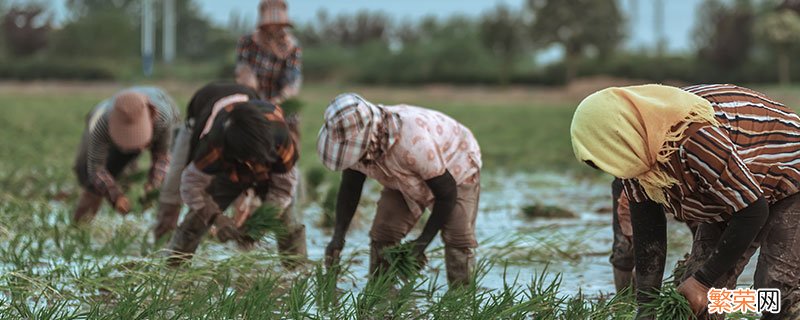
top-left (0, 171), bottom-right (762, 314)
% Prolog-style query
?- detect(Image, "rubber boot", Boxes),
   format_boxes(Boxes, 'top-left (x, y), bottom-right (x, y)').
top-left (368, 241), bottom-right (397, 278)
top-left (444, 247), bottom-right (476, 288)
top-left (277, 225), bottom-right (308, 269)
top-left (153, 202), bottom-right (182, 242)
top-left (73, 189), bottom-right (103, 224)
top-left (166, 209), bottom-right (212, 266)
top-left (613, 267), bottom-right (634, 293)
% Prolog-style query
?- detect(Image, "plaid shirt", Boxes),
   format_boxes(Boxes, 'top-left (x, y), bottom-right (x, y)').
top-left (192, 102), bottom-right (298, 188)
top-left (317, 93), bottom-right (400, 171)
top-left (236, 34), bottom-right (302, 103)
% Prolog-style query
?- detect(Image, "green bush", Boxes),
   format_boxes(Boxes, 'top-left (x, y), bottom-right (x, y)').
top-left (0, 59), bottom-right (116, 80)
top-left (49, 9), bottom-right (138, 60)
top-left (301, 44), bottom-right (357, 82)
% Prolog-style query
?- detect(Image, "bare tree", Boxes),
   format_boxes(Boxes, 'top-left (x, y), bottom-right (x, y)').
top-left (2, 4), bottom-right (51, 57)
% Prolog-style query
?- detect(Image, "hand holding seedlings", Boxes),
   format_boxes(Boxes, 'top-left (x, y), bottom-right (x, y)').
top-left (409, 240), bottom-right (429, 270)
top-left (640, 283), bottom-right (696, 320)
top-left (214, 215), bottom-right (243, 243)
top-left (676, 276), bottom-right (709, 316)
top-left (383, 242), bottom-right (426, 280)
top-left (239, 205), bottom-right (285, 240)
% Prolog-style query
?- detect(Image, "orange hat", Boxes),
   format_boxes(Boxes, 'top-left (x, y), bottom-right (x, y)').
top-left (108, 91), bottom-right (153, 151)
top-left (258, 0), bottom-right (291, 27)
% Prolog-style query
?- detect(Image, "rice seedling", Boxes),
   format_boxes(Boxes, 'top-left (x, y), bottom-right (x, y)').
top-left (312, 265), bottom-right (341, 314)
top-left (521, 203), bottom-right (577, 219)
top-left (382, 242), bottom-right (424, 282)
top-left (640, 284), bottom-right (696, 320)
top-left (319, 184), bottom-right (338, 228)
top-left (239, 205), bottom-right (285, 240)
top-left (137, 188), bottom-right (160, 207)
top-left (670, 254), bottom-right (691, 286)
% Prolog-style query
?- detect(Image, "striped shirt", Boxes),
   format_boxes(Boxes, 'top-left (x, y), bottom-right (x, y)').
top-left (236, 34), bottom-right (302, 103)
top-left (623, 84), bottom-right (800, 222)
top-left (86, 87), bottom-right (180, 202)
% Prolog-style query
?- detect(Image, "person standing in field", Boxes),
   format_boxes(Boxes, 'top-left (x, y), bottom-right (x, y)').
top-left (319, 93), bottom-right (482, 286)
top-left (571, 84), bottom-right (800, 319)
top-left (235, 0), bottom-right (301, 106)
top-left (164, 84), bottom-right (306, 267)
top-left (73, 87), bottom-right (180, 223)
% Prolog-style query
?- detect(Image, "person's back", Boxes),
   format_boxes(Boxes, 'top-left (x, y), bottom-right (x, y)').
top-left (73, 86), bottom-right (179, 224)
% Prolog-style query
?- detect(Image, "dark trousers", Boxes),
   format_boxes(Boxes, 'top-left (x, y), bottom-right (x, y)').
top-left (206, 175), bottom-right (265, 212)
top-left (73, 130), bottom-right (140, 194)
top-left (680, 194), bottom-right (800, 320)
top-left (610, 178), bottom-right (635, 271)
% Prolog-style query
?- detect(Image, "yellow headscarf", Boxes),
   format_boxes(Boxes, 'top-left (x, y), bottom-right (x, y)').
top-left (570, 84), bottom-right (720, 204)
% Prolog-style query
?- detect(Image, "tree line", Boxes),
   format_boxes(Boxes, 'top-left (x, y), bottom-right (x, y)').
top-left (1, 0), bottom-right (799, 85)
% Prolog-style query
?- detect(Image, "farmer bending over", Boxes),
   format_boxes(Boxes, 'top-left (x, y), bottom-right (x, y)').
top-left (572, 84), bottom-right (800, 319)
top-left (319, 93), bottom-right (482, 286)
top-left (73, 87), bottom-right (179, 223)
top-left (166, 95), bottom-right (305, 267)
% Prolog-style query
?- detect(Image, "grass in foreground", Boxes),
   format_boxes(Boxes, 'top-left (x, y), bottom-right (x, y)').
top-left (0, 197), bottom-right (643, 319)
top-left (640, 284), bottom-right (695, 320)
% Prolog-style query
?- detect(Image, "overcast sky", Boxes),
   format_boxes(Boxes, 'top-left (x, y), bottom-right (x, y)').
top-left (35, 0), bottom-right (704, 53)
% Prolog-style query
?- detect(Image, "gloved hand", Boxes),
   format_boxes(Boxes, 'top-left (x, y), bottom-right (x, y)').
top-left (214, 215), bottom-right (242, 243)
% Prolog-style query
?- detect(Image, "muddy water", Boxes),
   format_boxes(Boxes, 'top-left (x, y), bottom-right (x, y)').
top-left (13, 172), bottom-right (759, 299)
top-left (293, 172), bottom-right (759, 296)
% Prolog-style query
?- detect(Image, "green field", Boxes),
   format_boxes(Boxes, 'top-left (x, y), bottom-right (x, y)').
top-left (0, 82), bottom-right (785, 318)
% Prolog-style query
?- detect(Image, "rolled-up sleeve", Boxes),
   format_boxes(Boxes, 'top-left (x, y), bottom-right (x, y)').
top-left (263, 166), bottom-right (298, 209)
top-left (159, 125), bottom-right (193, 205)
top-left (180, 162), bottom-right (214, 210)
top-left (87, 121), bottom-right (124, 203)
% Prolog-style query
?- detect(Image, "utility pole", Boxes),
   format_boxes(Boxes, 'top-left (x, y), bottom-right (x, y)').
top-left (629, 0), bottom-right (637, 32)
top-left (654, 0), bottom-right (666, 56)
top-left (163, 0), bottom-right (176, 64)
top-left (141, 0), bottom-right (155, 76)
